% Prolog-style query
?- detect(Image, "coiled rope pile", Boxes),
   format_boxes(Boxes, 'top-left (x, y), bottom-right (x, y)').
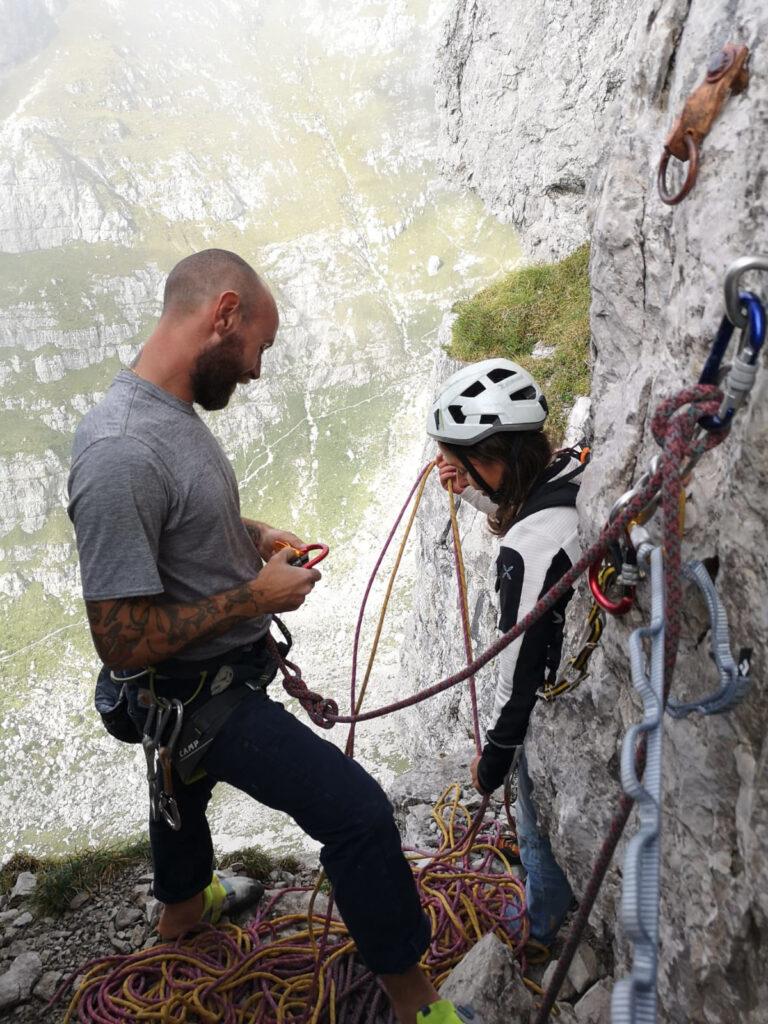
top-left (54, 785), bottom-right (526, 1023)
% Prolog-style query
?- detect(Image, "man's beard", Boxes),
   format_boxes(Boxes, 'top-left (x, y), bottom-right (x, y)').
top-left (190, 332), bottom-right (247, 411)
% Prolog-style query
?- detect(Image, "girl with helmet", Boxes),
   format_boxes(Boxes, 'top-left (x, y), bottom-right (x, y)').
top-left (427, 357), bottom-right (588, 947)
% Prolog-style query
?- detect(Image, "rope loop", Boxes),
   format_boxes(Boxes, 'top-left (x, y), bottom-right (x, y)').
top-left (266, 637), bottom-right (339, 729)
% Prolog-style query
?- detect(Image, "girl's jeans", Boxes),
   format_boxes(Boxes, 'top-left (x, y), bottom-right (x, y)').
top-left (516, 749), bottom-right (573, 945)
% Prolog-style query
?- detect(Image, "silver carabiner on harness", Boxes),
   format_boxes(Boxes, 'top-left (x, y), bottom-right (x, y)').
top-left (142, 699), bottom-right (184, 830)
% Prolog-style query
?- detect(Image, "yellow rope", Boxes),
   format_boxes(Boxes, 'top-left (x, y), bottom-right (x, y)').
top-left (63, 787), bottom-right (527, 1023)
top-left (352, 460), bottom-right (436, 718)
top-left (448, 482), bottom-right (471, 618)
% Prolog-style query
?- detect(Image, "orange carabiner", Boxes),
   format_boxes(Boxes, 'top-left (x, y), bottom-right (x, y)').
top-left (274, 540), bottom-right (329, 569)
top-left (296, 543), bottom-right (329, 569)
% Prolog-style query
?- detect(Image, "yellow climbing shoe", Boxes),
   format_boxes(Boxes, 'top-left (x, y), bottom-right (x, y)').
top-left (200, 872), bottom-right (264, 925)
top-left (416, 1000), bottom-right (477, 1024)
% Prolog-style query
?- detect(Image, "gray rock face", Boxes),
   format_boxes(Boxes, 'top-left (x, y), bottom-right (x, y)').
top-left (435, 0), bottom-right (637, 260)
top-left (32, 969), bottom-right (63, 1002)
top-left (8, 873), bottom-right (36, 906)
top-left (428, 1), bottom-right (768, 1021)
top-left (0, 951), bottom-right (43, 1010)
top-left (389, 748), bottom-right (505, 850)
top-left (438, 932), bottom-right (532, 1023)
top-left (573, 978), bottom-right (612, 1023)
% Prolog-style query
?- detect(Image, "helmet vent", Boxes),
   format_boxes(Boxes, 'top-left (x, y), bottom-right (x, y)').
top-left (461, 381), bottom-right (485, 398)
top-left (434, 410), bottom-right (441, 429)
top-left (511, 385), bottom-right (537, 401)
top-left (448, 405), bottom-right (466, 423)
top-left (487, 367), bottom-right (516, 383)
top-left (479, 414), bottom-right (500, 425)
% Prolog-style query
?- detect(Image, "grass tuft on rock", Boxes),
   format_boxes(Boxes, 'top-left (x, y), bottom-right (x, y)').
top-left (218, 846), bottom-right (302, 882)
top-left (448, 243), bottom-right (591, 441)
top-left (35, 839), bottom-right (152, 916)
top-left (2, 841), bottom-right (304, 916)
top-left (10, 839), bottom-right (152, 916)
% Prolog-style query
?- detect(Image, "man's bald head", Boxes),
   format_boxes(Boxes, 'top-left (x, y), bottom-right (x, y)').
top-left (162, 249), bottom-right (269, 322)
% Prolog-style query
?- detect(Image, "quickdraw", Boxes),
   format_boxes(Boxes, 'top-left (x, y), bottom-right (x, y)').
top-left (141, 699), bottom-right (183, 831)
top-left (537, 567), bottom-right (612, 700)
top-left (665, 560), bottom-right (752, 718)
top-left (611, 545), bottom-right (666, 1024)
top-left (699, 287), bottom-right (766, 431)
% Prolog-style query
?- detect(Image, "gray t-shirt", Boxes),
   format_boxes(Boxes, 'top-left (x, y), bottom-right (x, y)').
top-left (67, 369), bottom-right (270, 660)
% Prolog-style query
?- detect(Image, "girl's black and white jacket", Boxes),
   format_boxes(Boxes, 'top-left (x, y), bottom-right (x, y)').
top-left (462, 449), bottom-right (586, 794)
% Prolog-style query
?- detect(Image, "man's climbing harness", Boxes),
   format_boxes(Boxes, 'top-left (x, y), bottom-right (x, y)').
top-left (657, 43), bottom-right (750, 205)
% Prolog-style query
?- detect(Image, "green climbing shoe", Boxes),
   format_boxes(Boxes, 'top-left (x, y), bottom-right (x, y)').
top-left (416, 1000), bottom-right (477, 1024)
top-left (200, 872), bottom-right (264, 925)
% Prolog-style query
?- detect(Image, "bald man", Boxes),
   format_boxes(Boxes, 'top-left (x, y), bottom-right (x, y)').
top-left (67, 251), bottom-right (467, 1024)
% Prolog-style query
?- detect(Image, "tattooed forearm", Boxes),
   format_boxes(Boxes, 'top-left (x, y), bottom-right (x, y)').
top-left (243, 518), bottom-right (262, 553)
top-left (86, 581), bottom-right (261, 669)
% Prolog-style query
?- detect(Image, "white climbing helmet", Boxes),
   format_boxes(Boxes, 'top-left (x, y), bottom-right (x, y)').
top-left (427, 358), bottom-right (548, 446)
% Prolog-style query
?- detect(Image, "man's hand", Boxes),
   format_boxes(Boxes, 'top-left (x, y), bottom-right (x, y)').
top-left (260, 526), bottom-right (305, 560)
top-left (242, 518), bottom-right (305, 561)
top-left (251, 547), bottom-right (321, 612)
top-left (86, 550), bottom-right (321, 670)
top-left (470, 753), bottom-right (490, 796)
top-left (435, 451), bottom-right (468, 495)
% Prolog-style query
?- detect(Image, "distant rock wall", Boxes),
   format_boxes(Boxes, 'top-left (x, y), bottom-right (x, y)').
top-left (0, 0), bottom-right (66, 82)
top-left (419, 1), bottom-right (768, 1020)
top-left (434, 0), bottom-right (637, 260)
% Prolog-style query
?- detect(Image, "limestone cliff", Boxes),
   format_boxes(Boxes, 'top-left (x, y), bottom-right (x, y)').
top-left (434, 0), bottom-right (638, 260)
top-left (416, 1), bottom-right (768, 1020)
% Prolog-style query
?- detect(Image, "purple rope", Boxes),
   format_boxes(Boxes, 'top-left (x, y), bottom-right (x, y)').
top-left (346, 461), bottom-right (434, 756)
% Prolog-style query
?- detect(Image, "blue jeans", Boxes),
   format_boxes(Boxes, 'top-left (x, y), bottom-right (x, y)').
top-left (516, 750), bottom-right (573, 945)
top-left (128, 675), bottom-right (430, 975)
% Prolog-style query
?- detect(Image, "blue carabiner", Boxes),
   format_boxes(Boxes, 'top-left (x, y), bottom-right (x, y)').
top-left (699, 291), bottom-right (766, 431)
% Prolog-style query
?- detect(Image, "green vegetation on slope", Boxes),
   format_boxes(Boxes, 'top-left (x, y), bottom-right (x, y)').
top-left (0, 841), bottom-right (303, 916)
top-left (448, 244), bottom-right (591, 440)
top-left (218, 846), bottom-right (302, 881)
top-left (0, 840), bottom-right (150, 915)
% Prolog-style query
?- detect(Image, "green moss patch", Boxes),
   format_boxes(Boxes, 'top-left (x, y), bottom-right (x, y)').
top-left (448, 244), bottom-right (591, 441)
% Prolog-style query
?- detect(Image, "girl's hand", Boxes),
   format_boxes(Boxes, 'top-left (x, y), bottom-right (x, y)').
top-left (435, 451), bottom-right (468, 494)
top-left (470, 754), bottom-right (489, 796)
